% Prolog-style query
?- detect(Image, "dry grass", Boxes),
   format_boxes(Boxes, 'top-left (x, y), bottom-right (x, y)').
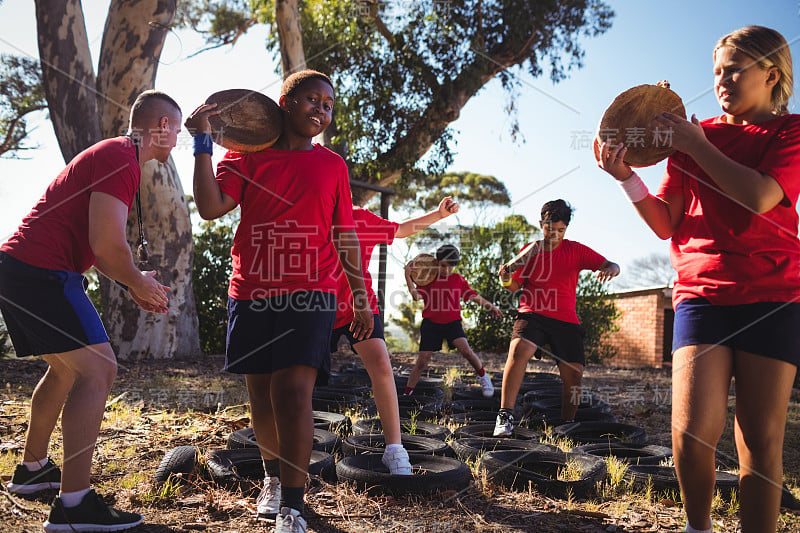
top-left (1, 353), bottom-right (799, 532)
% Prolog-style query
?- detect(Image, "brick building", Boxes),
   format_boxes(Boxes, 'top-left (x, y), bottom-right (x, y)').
top-left (602, 286), bottom-right (673, 367)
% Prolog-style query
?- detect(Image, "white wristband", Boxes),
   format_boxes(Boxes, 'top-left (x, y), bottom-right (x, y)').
top-left (618, 172), bottom-right (649, 203)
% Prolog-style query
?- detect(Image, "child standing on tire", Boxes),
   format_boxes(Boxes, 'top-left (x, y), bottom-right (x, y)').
top-left (494, 199), bottom-right (619, 436)
top-left (596, 26), bottom-right (799, 533)
top-left (186, 70), bottom-right (372, 533)
top-left (330, 197), bottom-right (459, 475)
top-left (404, 244), bottom-right (502, 397)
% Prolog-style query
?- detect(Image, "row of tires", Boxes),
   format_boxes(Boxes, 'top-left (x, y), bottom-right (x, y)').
top-left (155, 437), bottom-right (741, 500)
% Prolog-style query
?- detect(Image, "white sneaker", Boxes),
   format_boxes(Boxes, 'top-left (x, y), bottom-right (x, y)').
top-left (275, 506), bottom-right (307, 533)
top-left (256, 476), bottom-right (281, 520)
top-left (493, 411), bottom-right (514, 437)
top-left (381, 446), bottom-right (412, 475)
top-left (477, 372), bottom-right (494, 398)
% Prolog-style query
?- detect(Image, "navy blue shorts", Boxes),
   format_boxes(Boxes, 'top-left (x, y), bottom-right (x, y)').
top-left (225, 291), bottom-right (336, 383)
top-left (419, 319), bottom-right (467, 352)
top-left (511, 312), bottom-right (585, 365)
top-left (0, 251), bottom-right (108, 357)
top-left (673, 297), bottom-right (800, 366)
top-left (330, 314), bottom-right (385, 352)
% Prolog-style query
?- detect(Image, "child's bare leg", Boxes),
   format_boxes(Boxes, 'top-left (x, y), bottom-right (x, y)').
top-left (353, 338), bottom-right (402, 444)
top-left (733, 351), bottom-right (795, 533)
top-left (245, 374), bottom-right (279, 461)
top-left (672, 345), bottom-right (732, 532)
top-left (500, 338), bottom-right (536, 409)
top-left (406, 351), bottom-right (433, 391)
top-left (270, 365), bottom-right (317, 493)
top-left (451, 337), bottom-right (482, 373)
top-left (557, 361), bottom-right (584, 421)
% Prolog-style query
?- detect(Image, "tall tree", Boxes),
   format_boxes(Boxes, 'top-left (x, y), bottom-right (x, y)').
top-left (0, 55), bottom-right (47, 158)
top-left (180, 0), bottom-right (614, 203)
top-left (33, 0), bottom-right (200, 359)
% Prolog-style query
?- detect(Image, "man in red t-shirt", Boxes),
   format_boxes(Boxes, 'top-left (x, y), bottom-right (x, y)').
top-left (404, 244), bottom-right (502, 397)
top-left (495, 200), bottom-right (619, 436)
top-left (1, 91), bottom-right (180, 531)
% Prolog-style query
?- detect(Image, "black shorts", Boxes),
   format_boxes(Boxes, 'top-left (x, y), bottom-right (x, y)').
top-left (512, 312), bottom-right (585, 365)
top-left (419, 319), bottom-right (466, 352)
top-left (0, 251), bottom-right (108, 357)
top-left (330, 314), bottom-right (385, 352)
top-left (673, 297), bottom-right (800, 366)
top-left (225, 291), bottom-right (335, 384)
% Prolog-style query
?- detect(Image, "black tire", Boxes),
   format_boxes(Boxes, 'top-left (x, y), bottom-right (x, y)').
top-left (553, 422), bottom-right (647, 446)
top-left (781, 484), bottom-right (800, 510)
top-left (342, 434), bottom-right (453, 457)
top-left (526, 396), bottom-right (611, 414)
top-left (453, 423), bottom-right (541, 441)
top-left (480, 449), bottom-right (606, 499)
top-left (206, 448), bottom-right (337, 488)
top-left (451, 438), bottom-right (558, 462)
top-left (154, 446), bottom-right (199, 483)
top-left (572, 443), bottom-right (673, 466)
top-left (524, 409), bottom-right (619, 429)
top-left (521, 387), bottom-right (565, 406)
top-left (394, 375), bottom-right (444, 391)
top-left (351, 418), bottom-right (451, 440)
top-left (450, 399), bottom-right (501, 413)
top-left (396, 395), bottom-right (443, 418)
top-left (312, 390), bottom-right (360, 413)
top-left (315, 384), bottom-right (372, 398)
top-left (227, 427), bottom-right (341, 454)
top-left (336, 454), bottom-right (471, 495)
top-left (449, 410), bottom-right (502, 425)
top-left (314, 411), bottom-right (351, 435)
top-left (451, 386), bottom-right (501, 401)
top-left (623, 465), bottom-right (739, 499)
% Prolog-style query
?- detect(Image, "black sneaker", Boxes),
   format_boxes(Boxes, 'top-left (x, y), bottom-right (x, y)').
top-left (43, 489), bottom-right (143, 532)
top-left (6, 459), bottom-right (61, 494)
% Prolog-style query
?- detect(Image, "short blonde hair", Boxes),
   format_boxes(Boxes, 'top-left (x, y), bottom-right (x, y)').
top-left (715, 26), bottom-right (794, 115)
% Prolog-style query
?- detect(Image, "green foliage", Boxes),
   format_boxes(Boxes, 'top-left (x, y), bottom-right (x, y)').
top-left (389, 298), bottom-right (423, 349)
top-left (179, 0), bottom-right (614, 193)
top-left (192, 207), bottom-right (238, 354)
top-left (576, 271), bottom-right (620, 364)
top-left (0, 54), bottom-right (46, 157)
top-left (390, 171), bottom-right (510, 213)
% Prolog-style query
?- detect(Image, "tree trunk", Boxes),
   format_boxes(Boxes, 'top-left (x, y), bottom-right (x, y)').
top-left (34, 0), bottom-right (100, 159)
top-left (95, 0), bottom-right (200, 360)
top-left (275, 0), bottom-right (306, 76)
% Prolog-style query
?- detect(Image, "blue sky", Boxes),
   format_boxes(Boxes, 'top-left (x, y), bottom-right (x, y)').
top-left (0, 0), bottom-right (798, 316)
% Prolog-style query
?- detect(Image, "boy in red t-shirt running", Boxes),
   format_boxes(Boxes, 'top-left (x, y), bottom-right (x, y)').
top-left (186, 70), bottom-right (372, 533)
top-left (404, 244), bottom-right (502, 396)
top-left (331, 197), bottom-right (459, 475)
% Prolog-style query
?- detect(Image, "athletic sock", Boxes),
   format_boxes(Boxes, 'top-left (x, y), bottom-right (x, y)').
top-left (476, 367), bottom-right (486, 377)
top-left (385, 443), bottom-right (404, 452)
top-left (263, 458), bottom-right (280, 479)
top-left (280, 486), bottom-right (304, 514)
top-left (403, 387), bottom-right (414, 396)
top-left (59, 487), bottom-right (92, 508)
top-left (23, 457), bottom-right (48, 472)
top-left (684, 518), bottom-right (713, 533)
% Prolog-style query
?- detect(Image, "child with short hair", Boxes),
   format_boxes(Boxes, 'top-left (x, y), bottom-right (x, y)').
top-left (596, 25), bottom-right (799, 533)
top-left (186, 70), bottom-right (372, 533)
top-left (404, 244), bottom-right (502, 397)
top-left (495, 199), bottom-right (619, 436)
top-left (331, 197), bottom-right (459, 475)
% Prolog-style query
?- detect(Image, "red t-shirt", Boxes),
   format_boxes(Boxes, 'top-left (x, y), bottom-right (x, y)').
top-left (333, 207), bottom-right (398, 328)
top-left (512, 239), bottom-right (606, 324)
top-left (216, 144), bottom-right (356, 300)
top-left (417, 273), bottom-right (477, 324)
top-left (1, 137), bottom-right (139, 273)
top-left (658, 114), bottom-right (800, 307)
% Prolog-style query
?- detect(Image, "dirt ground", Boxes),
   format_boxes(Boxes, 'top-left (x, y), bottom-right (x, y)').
top-left (1, 351), bottom-right (799, 532)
